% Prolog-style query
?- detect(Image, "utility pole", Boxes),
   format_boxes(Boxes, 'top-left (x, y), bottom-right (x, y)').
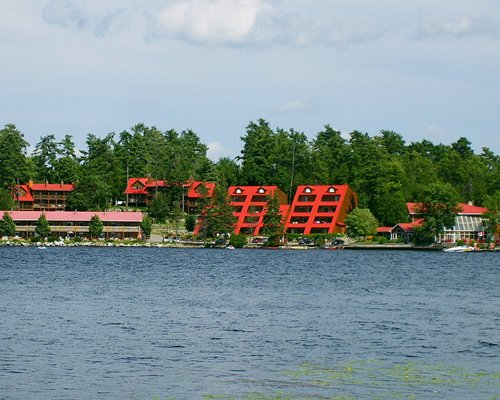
top-left (126, 164), bottom-right (129, 211)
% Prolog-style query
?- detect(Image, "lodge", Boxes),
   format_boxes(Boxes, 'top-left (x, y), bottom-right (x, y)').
top-left (285, 185), bottom-right (358, 235)
top-left (228, 186), bottom-right (289, 236)
top-left (13, 182), bottom-right (74, 211)
top-left (124, 177), bottom-right (215, 213)
top-left (2, 211), bottom-right (143, 240)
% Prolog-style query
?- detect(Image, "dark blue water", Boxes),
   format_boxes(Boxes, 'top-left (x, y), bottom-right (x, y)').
top-left (0, 248), bottom-right (498, 399)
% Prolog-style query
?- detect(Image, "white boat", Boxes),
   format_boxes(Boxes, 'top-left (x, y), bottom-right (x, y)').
top-left (444, 245), bottom-right (475, 252)
top-left (226, 245), bottom-right (235, 250)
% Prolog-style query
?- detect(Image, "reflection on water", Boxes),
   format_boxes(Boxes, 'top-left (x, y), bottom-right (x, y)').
top-left (0, 248), bottom-right (498, 399)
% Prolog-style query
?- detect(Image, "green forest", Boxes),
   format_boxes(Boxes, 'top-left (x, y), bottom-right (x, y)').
top-left (0, 120), bottom-right (499, 227)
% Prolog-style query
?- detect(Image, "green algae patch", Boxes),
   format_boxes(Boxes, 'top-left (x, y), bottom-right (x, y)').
top-left (155, 360), bottom-right (499, 400)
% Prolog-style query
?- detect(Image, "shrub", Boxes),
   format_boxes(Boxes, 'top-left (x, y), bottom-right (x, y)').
top-left (457, 240), bottom-right (465, 246)
top-left (229, 234), bottom-right (247, 248)
top-left (378, 236), bottom-right (388, 244)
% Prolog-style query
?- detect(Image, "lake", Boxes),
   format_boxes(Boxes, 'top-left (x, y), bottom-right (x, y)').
top-left (0, 247), bottom-right (498, 399)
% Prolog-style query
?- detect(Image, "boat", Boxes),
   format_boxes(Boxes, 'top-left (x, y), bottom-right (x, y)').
top-left (226, 245), bottom-right (235, 250)
top-left (443, 245), bottom-right (476, 252)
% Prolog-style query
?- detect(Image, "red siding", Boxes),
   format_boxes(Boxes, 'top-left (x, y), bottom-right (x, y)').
top-left (285, 185), bottom-right (357, 235)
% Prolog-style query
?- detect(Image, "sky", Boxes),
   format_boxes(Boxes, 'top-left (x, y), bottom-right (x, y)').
top-left (1, 0), bottom-right (499, 160)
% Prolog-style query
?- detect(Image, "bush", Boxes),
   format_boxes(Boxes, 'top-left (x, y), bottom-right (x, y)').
top-left (457, 240), bottom-right (465, 246)
top-left (30, 236), bottom-right (41, 243)
top-left (229, 234), bottom-right (247, 248)
top-left (378, 236), bottom-right (388, 244)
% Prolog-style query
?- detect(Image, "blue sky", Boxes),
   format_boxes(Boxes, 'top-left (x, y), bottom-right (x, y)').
top-left (2, 0), bottom-right (499, 159)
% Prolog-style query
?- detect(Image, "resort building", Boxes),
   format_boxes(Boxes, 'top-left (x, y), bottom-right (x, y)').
top-left (124, 178), bottom-right (215, 213)
top-left (124, 177), bottom-right (168, 207)
top-left (12, 182), bottom-right (75, 211)
top-left (407, 202), bottom-right (488, 242)
top-left (284, 185), bottom-right (358, 235)
top-left (378, 202), bottom-right (488, 243)
top-left (229, 186), bottom-right (289, 236)
top-left (185, 181), bottom-right (216, 214)
top-left (2, 210), bottom-right (143, 239)
top-left (377, 220), bottom-right (424, 242)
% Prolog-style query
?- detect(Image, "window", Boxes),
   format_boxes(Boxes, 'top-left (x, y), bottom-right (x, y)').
top-left (231, 196), bottom-right (246, 202)
top-left (294, 206), bottom-right (312, 213)
top-left (257, 187), bottom-right (266, 194)
top-left (304, 187), bottom-right (313, 193)
top-left (313, 217), bottom-right (333, 224)
top-left (251, 195), bottom-right (267, 202)
top-left (235, 188), bottom-right (243, 194)
top-left (327, 187), bottom-right (336, 193)
top-left (318, 206), bottom-right (337, 213)
top-left (290, 216), bottom-right (309, 224)
top-left (298, 195), bottom-right (316, 202)
top-left (321, 195), bottom-right (340, 202)
top-left (233, 206), bottom-right (243, 213)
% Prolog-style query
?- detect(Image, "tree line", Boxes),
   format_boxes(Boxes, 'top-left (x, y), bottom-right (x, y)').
top-left (0, 120), bottom-right (499, 227)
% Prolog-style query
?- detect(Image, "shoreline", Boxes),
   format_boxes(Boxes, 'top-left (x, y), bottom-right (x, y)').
top-left (0, 240), bottom-right (497, 251)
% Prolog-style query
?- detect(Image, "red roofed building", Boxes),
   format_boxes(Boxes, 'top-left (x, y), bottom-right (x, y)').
top-left (381, 202), bottom-right (489, 243)
top-left (12, 182), bottom-right (74, 211)
top-left (285, 185), bottom-right (358, 235)
top-left (11, 184), bottom-right (34, 210)
top-left (2, 210), bottom-right (143, 239)
top-left (229, 186), bottom-right (288, 235)
top-left (124, 177), bottom-right (168, 207)
top-left (186, 181), bottom-right (216, 213)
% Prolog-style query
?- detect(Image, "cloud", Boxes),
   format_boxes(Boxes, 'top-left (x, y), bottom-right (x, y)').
top-left (154, 0), bottom-right (270, 45)
top-left (152, 0), bottom-right (384, 48)
top-left (413, 12), bottom-right (500, 40)
top-left (42, 0), bottom-right (125, 37)
top-left (207, 141), bottom-right (237, 160)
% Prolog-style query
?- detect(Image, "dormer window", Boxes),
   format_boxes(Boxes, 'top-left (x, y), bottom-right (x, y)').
top-left (258, 187), bottom-right (266, 194)
top-left (304, 187), bottom-right (313, 193)
top-left (235, 188), bottom-right (243, 194)
top-left (327, 187), bottom-right (336, 193)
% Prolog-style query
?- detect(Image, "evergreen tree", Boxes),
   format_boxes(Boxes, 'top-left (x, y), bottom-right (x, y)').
top-left (0, 212), bottom-right (16, 237)
top-left (32, 134), bottom-right (60, 182)
top-left (148, 193), bottom-right (170, 222)
top-left (0, 189), bottom-right (14, 210)
top-left (141, 215), bottom-right (153, 239)
top-left (35, 213), bottom-right (51, 238)
top-left (0, 124), bottom-right (31, 188)
top-left (262, 192), bottom-right (285, 245)
top-left (88, 214), bottom-right (103, 239)
top-left (184, 215), bottom-right (197, 232)
top-left (197, 183), bottom-right (236, 239)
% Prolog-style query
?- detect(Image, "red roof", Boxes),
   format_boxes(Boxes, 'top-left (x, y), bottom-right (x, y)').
top-left (30, 183), bottom-right (74, 192)
top-left (13, 185), bottom-right (34, 202)
top-left (396, 219), bottom-right (423, 232)
top-left (124, 178), bottom-right (167, 195)
top-left (229, 186), bottom-right (280, 196)
top-left (188, 181), bottom-right (216, 198)
top-left (4, 211), bottom-right (143, 223)
top-left (377, 226), bottom-right (393, 233)
top-left (407, 202), bottom-right (488, 215)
